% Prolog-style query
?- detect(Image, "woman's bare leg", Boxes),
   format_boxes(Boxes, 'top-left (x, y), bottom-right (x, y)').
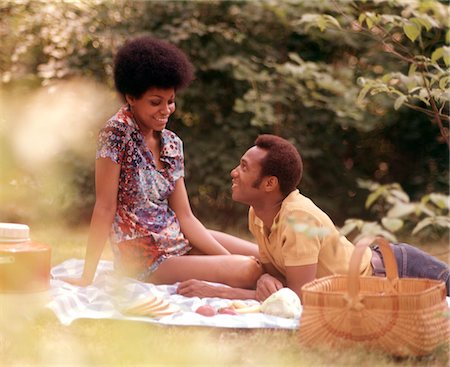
top-left (208, 229), bottom-right (259, 258)
top-left (149, 254), bottom-right (262, 289)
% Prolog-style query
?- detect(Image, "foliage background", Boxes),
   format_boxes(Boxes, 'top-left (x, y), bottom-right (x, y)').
top-left (0, 0), bottom-right (448, 236)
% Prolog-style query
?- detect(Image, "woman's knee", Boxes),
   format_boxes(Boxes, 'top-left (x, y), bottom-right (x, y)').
top-left (237, 256), bottom-right (263, 288)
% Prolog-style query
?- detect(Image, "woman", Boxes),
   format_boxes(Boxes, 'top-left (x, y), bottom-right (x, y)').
top-left (62, 36), bottom-right (261, 288)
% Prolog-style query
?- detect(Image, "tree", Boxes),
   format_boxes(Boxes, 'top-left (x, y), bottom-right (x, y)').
top-left (0, 0), bottom-right (447, 232)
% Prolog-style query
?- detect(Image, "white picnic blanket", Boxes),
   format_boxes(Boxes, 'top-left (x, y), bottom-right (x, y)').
top-left (47, 259), bottom-right (300, 329)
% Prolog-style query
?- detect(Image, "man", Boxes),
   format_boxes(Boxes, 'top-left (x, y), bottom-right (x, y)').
top-left (177, 135), bottom-right (450, 301)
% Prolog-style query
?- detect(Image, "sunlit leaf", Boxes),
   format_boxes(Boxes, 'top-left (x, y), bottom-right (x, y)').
top-left (394, 95), bottom-right (407, 110)
top-left (323, 15), bottom-right (341, 29)
top-left (443, 46), bottom-right (450, 66)
top-left (431, 47), bottom-right (444, 63)
top-left (390, 189), bottom-right (410, 203)
top-left (365, 187), bottom-right (384, 208)
top-left (412, 216), bottom-right (450, 235)
top-left (408, 63), bottom-right (417, 77)
top-left (414, 15), bottom-right (432, 31)
top-left (357, 179), bottom-right (379, 191)
top-left (428, 193), bottom-right (450, 209)
top-left (381, 217), bottom-right (403, 232)
top-left (339, 219), bottom-right (363, 236)
top-left (439, 76), bottom-right (450, 90)
top-left (403, 22), bottom-right (421, 42)
top-left (387, 203), bottom-right (416, 218)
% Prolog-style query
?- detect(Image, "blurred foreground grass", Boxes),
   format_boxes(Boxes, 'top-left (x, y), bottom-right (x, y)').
top-left (0, 225), bottom-right (449, 367)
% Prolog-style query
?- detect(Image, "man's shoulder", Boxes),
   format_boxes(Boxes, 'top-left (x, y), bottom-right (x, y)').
top-left (281, 191), bottom-right (316, 214)
top-left (279, 191), bottom-right (324, 226)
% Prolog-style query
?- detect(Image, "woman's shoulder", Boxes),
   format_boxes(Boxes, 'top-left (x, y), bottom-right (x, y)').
top-left (162, 129), bottom-right (182, 143)
top-left (101, 107), bottom-right (135, 135)
top-left (161, 129), bottom-right (183, 154)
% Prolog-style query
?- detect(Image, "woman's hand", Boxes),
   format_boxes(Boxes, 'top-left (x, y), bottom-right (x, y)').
top-left (58, 276), bottom-right (93, 287)
top-left (255, 273), bottom-right (284, 302)
top-left (177, 279), bottom-right (221, 298)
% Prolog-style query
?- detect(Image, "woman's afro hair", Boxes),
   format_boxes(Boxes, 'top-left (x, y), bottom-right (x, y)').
top-left (113, 36), bottom-right (194, 98)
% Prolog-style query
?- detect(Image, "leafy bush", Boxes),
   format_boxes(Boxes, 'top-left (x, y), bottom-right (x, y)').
top-left (0, 0), bottom-right (447, 233)
top-left (341, 180), bottom-right (450, 243)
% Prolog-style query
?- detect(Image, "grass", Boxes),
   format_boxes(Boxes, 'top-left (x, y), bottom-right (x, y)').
top-left (1, 225), bottom-right (449, 367)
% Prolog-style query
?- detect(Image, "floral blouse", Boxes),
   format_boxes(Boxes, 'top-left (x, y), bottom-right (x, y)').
top-left (96, 105), bottom-right (191, 279)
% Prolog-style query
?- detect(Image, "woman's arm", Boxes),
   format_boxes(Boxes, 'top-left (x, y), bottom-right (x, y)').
top-left (168, 178), bottom-right (230, 255)
top-left (61, 158), bottom-right (120, 286)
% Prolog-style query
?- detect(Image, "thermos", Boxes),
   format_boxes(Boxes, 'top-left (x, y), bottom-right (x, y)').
top-left (0, 223), bottom-right (51, 292)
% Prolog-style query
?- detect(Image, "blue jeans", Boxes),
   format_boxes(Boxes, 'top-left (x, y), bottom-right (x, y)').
top-left (376, 243), bottom-right (450, 296)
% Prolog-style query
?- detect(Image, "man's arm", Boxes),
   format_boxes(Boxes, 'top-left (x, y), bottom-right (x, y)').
top-left (285, 263), bottom-right (317, 301)
top-left (177, 279), bottom-right (256, 300)
top-left (254, 262), bottom-right (285, 301)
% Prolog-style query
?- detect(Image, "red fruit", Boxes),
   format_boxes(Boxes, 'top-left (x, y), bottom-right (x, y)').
top-left (195, 305), bottom-right (217, 317)
top-left (218, 307), bottom-right (238, 315)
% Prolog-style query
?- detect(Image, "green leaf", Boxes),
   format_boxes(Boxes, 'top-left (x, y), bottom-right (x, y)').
top-left (439, 76), bottom-right (450, 90)
top-left (403, 22), bottom-right (421, 42)
top-left (382, 74), bottom-right (393, 83)
top-left (317, 16), bottom-right (327, 32)
top-left (415, 16), bottom-right (432, 31)
top-left (365, 187), bottom-right (384, 208)
top-left (387, 203), bottom-right (416, 218)
top-left (366, 17), bottom-right (374, 30)
top-left (357, 84), bottom-right (372, 104)
top-left (413, 95), bottom-right (431, 106)
top-left (339, 219), bottom-right (362, 236)
top-left (358, 13), bottom-right (366, 25)
top-left (431, 47), bottom-right (444, 63)
top-left (408, 63), bottom-right (417, 77)
top-left (390, 189), bottom-right (410, 203)
top-left (394, 95), bottom-right (407, 110)
top-left (446, 30), bottom-right (450, 45)
top-left (443, 46), bottom-right (450, 66)
top-left (412, 216), bottom-right (450, 235)
top-left (323, 15), bottom-right (341, 29)
top-left (412, 217), bottom-right (434, 234)
top-left (428, 193), bottom-right (450, 209)
top-left (381, 217), bottom-right (404, 232)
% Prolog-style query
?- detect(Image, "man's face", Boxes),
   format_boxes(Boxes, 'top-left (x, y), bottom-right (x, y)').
top-left (230, 146), bottom-right (267, 205)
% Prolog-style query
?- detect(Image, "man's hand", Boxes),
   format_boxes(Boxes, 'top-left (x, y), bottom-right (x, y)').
top-left (255, 273), bottom-right (284, 301)
top-left (177, 279), bottom-right (221, 298)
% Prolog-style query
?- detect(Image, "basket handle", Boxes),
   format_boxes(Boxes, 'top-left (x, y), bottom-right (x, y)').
top-left (348, 237), bottom-right (399, 300)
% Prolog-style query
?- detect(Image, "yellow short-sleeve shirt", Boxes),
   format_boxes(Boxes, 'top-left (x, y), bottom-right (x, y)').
top-left (248, 190), bottom-right (372, 278)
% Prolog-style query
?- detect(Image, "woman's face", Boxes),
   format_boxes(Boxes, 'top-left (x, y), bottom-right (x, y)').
top-left (126, 87), bottom-right (176, 134)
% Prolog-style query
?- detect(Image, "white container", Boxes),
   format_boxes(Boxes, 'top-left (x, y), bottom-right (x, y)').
top-left (0, 223), bottom-right (52, 335)
top-left (0, 223), bottom-right (51, 292)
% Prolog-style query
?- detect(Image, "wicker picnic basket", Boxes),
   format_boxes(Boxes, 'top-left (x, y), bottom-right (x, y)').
top-left (298, 237), bottom-right (449, 356)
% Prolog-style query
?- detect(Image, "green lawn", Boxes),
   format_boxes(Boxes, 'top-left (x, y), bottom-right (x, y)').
top-left (0, 225), bottom-right (449, 366)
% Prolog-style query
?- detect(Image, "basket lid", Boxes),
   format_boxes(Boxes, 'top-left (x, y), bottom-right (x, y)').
top-left (0, 223), bottom-right (30, 243)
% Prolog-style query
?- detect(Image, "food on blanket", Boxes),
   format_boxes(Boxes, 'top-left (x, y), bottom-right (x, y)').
top-left (195, 304), bottom-right (217, 317)
top-left (230, 300), bottom-right (249, 309)
top-left (122, 295), bottom-right (180, 318)
top-left (217, 307), bottom-right (238, 315)
top-left (147, 303), bottom-right (180, 317)
top-left (125, 295), bottom-right (159, 313)
top-left (260, 288), bottom-right (301, 319)
top-left (232, 304), bottom-right (261, 314)
top-left (229, 300), bottom-right (261, 314)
